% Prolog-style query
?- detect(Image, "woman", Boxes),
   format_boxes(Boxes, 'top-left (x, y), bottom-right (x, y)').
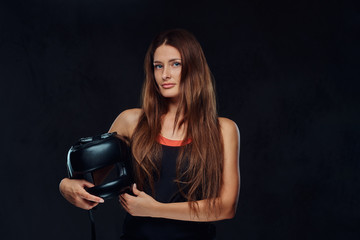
top-left (60, 29), bottom-right (240, 239)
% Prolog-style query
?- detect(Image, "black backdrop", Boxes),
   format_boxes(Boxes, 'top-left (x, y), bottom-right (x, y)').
top-left (0, 0), bottom-right (359, 239)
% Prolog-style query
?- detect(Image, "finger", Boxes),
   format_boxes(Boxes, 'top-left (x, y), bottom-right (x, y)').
top-left (120, 195), bottom-right (127, 205)
top-left (77, 199), bottom-right (99, 210)
top-left (80, 190), bottom-right (104, 203)
top-left (119, 196), bottom-right (126, 206)
top-left (77, 181), bottom-right (104, 203)
top-left (81, 180), bottom-right (95, 188)
top-left (132, 183), bottom-right (141, 196)
top-left (119, 197), bottom-right (129, 212)
top-left (121, 193), bottom-right (132, 200)
top-left (119, 194), bottom-right (125, 201)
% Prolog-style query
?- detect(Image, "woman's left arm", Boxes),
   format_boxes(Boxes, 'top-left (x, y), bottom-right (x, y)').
top-left (120, 118), bottom-right (240, 222)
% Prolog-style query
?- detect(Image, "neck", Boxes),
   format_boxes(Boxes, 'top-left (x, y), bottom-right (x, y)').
top-left (161, 98), bottom-right (186, 138)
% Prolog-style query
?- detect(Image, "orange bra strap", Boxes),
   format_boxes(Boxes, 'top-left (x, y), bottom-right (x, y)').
top-left (157, 135), bottom-right (192, 147)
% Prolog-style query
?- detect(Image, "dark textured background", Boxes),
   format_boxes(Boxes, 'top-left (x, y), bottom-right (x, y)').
top-left (0, 0), bottom-right (359, 239)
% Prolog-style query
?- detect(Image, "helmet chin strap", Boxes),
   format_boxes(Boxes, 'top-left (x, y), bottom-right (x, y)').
top-left (89, 209), bottom-right (96, 240)
top-left (66, 132), bottom-right (133, 240)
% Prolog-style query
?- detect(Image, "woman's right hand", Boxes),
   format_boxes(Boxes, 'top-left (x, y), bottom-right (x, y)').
top-left (59, 178), bottom-right (104, 210)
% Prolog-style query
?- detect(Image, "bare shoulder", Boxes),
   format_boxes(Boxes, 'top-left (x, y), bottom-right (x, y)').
top-left (119, 108), bottom-right (143, 124)
top-left (218, 117), bottom-right (240, 139)
top-left (109, 108), bottom-right (143, 138)
top-left (218, 117), bottom-right (240, 153)
top-left (218, 117), bottom-right (240, 170)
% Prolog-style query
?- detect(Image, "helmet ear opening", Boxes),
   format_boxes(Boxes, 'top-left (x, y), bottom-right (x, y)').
top-left (91, 164), bottom-right (116, 186)
top-left (84, 172), bottom-right (94, 184)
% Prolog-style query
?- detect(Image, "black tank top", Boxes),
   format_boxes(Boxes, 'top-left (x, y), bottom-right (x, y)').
top-left (121, 136), bottom-right (216, 240)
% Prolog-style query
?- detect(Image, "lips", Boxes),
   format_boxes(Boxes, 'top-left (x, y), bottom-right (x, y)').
top-left (162, 83), bottom-right (176, 89)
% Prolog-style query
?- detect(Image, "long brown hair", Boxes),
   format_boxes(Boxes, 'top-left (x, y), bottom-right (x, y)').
top-left (131, 29), bottom-right (223, 217)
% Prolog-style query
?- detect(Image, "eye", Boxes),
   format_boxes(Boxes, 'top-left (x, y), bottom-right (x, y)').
top-left (173, 62), bottom-right (181, 67)
top-left (154, 64), bottom-right (163, 69)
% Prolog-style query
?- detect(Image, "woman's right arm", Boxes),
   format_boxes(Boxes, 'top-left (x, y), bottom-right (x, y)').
top-left (108, 108), bottom-right (142, 138)
top-left (59, 108), bottom-right (142, 210)
top-left (59, 178), bottom-right (104, 210)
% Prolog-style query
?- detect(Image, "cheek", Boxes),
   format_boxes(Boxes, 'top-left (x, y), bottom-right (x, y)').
top-left (174, 69), bottom-right (182, 83)
top-left (154, 72), bottom-right (162, 85)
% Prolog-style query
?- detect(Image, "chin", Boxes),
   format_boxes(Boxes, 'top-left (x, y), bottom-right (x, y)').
top-left (162, 95), bottom-right (179, 100)
top-left (160, 91), bottom-right (180, 99)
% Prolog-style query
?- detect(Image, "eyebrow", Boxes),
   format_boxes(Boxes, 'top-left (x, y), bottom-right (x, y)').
top-left (153, 58), bottom-right (182, 64)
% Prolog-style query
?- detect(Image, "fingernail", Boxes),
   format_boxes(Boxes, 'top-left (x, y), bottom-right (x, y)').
top-left (99, 199), bottom-right (104, 203)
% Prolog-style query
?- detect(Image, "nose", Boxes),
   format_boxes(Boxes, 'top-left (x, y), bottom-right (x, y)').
top-left (162, 66), bottom-right (170, 80)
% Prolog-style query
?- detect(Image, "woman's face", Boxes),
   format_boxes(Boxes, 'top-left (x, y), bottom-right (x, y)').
top-left (153, 44), bottom-right (182, 100)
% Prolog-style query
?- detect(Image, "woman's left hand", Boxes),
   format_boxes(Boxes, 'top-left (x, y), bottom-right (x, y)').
top-left (119, 184), bottom-right (160, 217)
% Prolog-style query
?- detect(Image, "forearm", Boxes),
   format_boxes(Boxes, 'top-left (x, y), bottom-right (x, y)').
top-left (153, 198), bottom-right (236, 222)
top-left (120, 185), bottom-right (238, 222)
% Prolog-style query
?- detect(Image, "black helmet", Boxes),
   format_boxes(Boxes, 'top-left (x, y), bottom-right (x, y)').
top-left (67, 132), bottom-right (133, 199)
